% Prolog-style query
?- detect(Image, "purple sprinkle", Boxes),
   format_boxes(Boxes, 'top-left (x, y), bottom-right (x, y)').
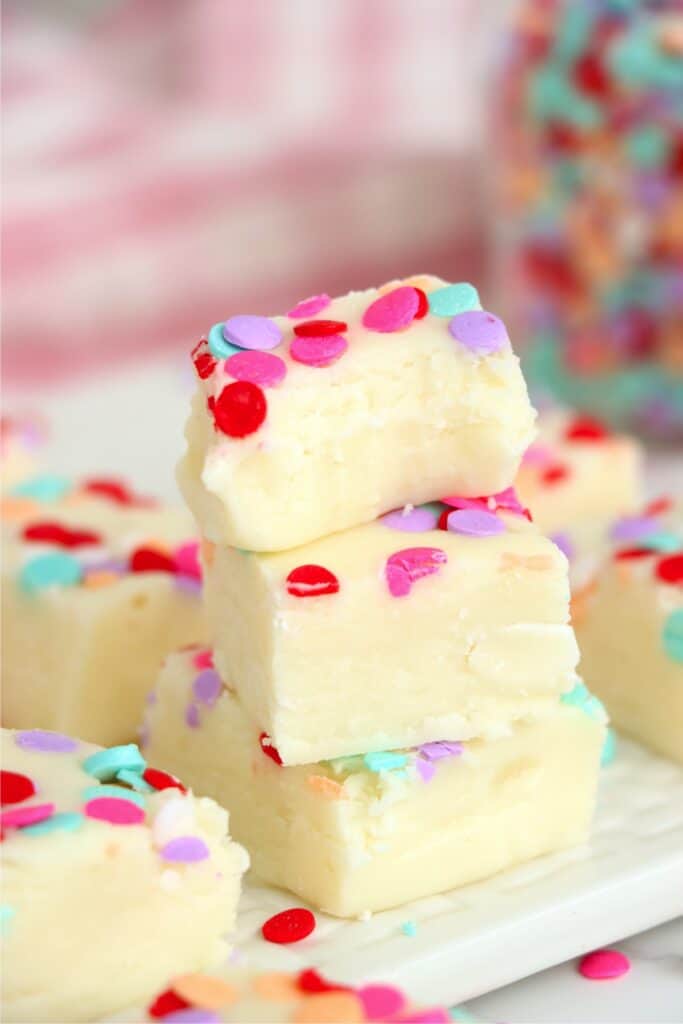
top-left (448, 310), bottom-right (509, 356)
top-left (609, 516), bottom-right (660, 543)
top-left (15, 730), bottom-right (78, 754)
top-left (447, 508), bottom-right (505, 538)
top-left (82, 556), bottom-right (126, 574)
top-left (415, 759), bottom-right (436, 783)
top-left (550, 531), bottom-right (575, 562)
top-left (418, 740), bottom-right (464, 761)
top-left (185, 703), bottom-right (200, 729)
top-left (174, 574), bottom-right (202, 597)
top-left (380, 506), bottom-right (439, 532)
top-left (192, 669), bottom-right (222, 707)
top-left (164, 1011), bottom-right (221, 1024)
top-left (146, 690), bottom-right (158, 706)
top-left (223, 314), bottom-right (282, 352)
top-left (160, 836), bottom-right (210, 864)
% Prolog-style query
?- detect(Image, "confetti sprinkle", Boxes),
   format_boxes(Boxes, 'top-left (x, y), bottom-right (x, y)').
top-left (159, 836), bottom-right (210, 863)
top-left (19, 551), bottom-right (83, 592)
top-left (655, 553), bottom-right (683, 584)
top-left (213, 381), bottom-right (267, 438)
top-left (192, 669), bottom-right (222, 707)
top-left (223, 315), bottom-right (282, 351)
top-left (363, 751), bottom-right (408, 772)
top-left (609, 516), bottom-right (660, 543)
top-left (82, 744), bottom-right (146, 781)
top-left (286, 564), bottom-right (340, 598)
top-left (259, 733), bottom-right (283, 766)
top-left (82, 784), bottom-right (145, 808)
top-left (193, 649), bottom-right (214, 670)
top-left (22, 521), bottom-right (101, 548)
top-left (1, 803), bottom-right (55, 830)
top-left (143, 767), bottom-right (187, 793)
top-left (85, 797), bottom-right (145, 826)
top-left (662, 608), bottom-right (683, 662)
top-left (207, 323), bottom-right (240, 360)
top-left (385, 547), bottom-right (447, 597)
top-left (293, 319), bottom-right (348, 337)
top-left (401, 920), bottom-right (417, 937)
top-left (174, 542), bottom-right (202, 581)
top-left (15, 731), bottom-right (77, 754)
top-left (446, 509), bottom-right (505, 538)
top-left (22, 811), bottom-right (84, 836)
top-left (601, 729), bottom-right (617, 767)
top-left (147, 989), bottom-right (190, 1019)
top-left (579, 949), bottom-right (631, 980)
top-left (428, 282), bottom-right (480, 317)
top-left (129, 547), bottom-right (176, 574)
top-left (290, 334), bottom-right (348, 368)
top-left (297, 968), bottom-right (349, 994)
top-left (287, 294), bottom-right (331, 319)
top-left (11, 475), bottom-right (70, 502)
top-left (225, 350), bottom-right (287, 388)
top-left (172, 974), bottom-right (237, 1009)
top-left (380, 505), bottom-right (440, 532)
top-left (0, 771), bottom-right (36, 806)
top-left (564, 415), bottom-right (610, 442)
top-left (448, 311), bottom-right (509, 355)
top-left (163, 1009), bottom-right (220, 1024)
top-left (358, 984), bottom-right (406, 1019)
top-left (362, 286), bottom-right (420, 332)
top-left (191, 340), bottom-right (217, 380)
top-left (550, 531), bottom-right (575, 561)
top-left (262, 907), bottom-right (316, 944)
top-left (541, 464), bottom-right (570, 486)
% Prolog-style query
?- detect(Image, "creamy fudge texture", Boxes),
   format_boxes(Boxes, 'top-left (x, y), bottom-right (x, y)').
top-left (107, 967), bottom-right (451, 1023)
top-left (179, 276), bottom-right (536, 550)
top-left (575, 499), bottom-right (682, 765)
top-left (202, 500), bottom-right (579, 764)
top-left (515, 410), bottom-right (642, 536)
top-left (144, 648), bottom-right (605, 917)
top-left (1, 476), bottom-right (207, 745)
top-left (1, 728), bottom-right (248, 1023)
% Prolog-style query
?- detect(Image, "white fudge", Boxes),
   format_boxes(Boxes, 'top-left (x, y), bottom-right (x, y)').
top-left (1, 475), bottom-right (207, 745)
top-left (1, 728), bottom-right (248, 1023)
top-left (179, 275), bottom-right (536, 550)
top-left (144, 648), bottom-right (605, 918)
top-left (575, 499), bottom-right (683, 765)
top-left (202, 500), bottom-right (579, 764)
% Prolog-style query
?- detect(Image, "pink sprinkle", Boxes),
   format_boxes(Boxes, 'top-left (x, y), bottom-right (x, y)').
top-left (395, 1011), bottom-right (451, 1023)
top-left (579, 949), bottom-right (631, 981)
top-left (225, 350), bottom-right (287, 388)
top-left (522, 443), bottom-right (554, 467)
top-left (440, 495), bottom-right (489, 511)
top-left (447, 508), bottom-right (505, 538)
top-left (492, 486), bottom-right (526, 516)
top-left (362, 286), bottom-right (420, 333)
top-left (174, 541), bottom-right (201, 581)
top-left (290, 334), bottom-right (348, 368)
top-left (385, 547), bottom-right (447, 597)
top-left (192, 649), bottom-right (214, 670)
top-left (1, 802), bottom-right (55, 830)
top-left (358, 984), bottom-right (405, 1019)
top-left (380, 506), bottom-right (439, 532)
top-left (84, 797), bottom-right (145, 826)
top-left (287, 293), bottom-right (331, 319)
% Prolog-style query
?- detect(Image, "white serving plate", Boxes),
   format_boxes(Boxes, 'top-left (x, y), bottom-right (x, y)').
top-left (9, 361), bottom-right (683, 1007)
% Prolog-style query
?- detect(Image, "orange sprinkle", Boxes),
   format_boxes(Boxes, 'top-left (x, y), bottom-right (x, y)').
top-left (292, 992), bottom-right (364, 1023)
top-left (306, 775), bottom-right (345, 800)
top-left (570, 578), bottom-right (598, 626)
top-left (0, 496), bottom-right (39, 521)
top-left (201, 540), bottom-right (216, 568)
top-left (172, 974), bottom-right (237, 1009)
top-left (252, 973), bottom-right (300, 1001)
top-left (83, 571), bottom-right (120, 589)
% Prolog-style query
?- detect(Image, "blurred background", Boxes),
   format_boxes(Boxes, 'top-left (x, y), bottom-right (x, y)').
top-left (2, 0), bottom-right (682, 449)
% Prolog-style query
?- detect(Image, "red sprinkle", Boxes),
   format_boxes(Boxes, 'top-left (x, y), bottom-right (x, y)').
top-left (147, 989), bottom-right (191, 1019)
top-left (83, 478), bottom-right (149, 506)
top-left (191, 339), bottom-right (217, 380)
top-left (542, 463), bottom-right (570, 485)
top-left (293, 319), bottom-right (348, 337)
top-left (564, 415), bottom-right (610, 442)
top-left (213, 381), bottom-right (267, 438)
top-left (259, 733), bottom-right (283, 766)
top-left (143, 767), bottom-right (187, 793)
top-left (262, 907), bottom-right (316, 944)
top-left (413, 288), bottom-right (429, 319)
top-left (437, 507), bottom-right (451, 531)
top-left (572, 52), bottom-right (611, 98)
top-left (297, 968), bottom-right (349, 994)
top-left (0, 770), bottom-right (36, 807)
top-left (614, 547), bottom-right (656, 561)
top-left (129, 547), bottom-right (176, 574)
top-left (655, 554), bottom-right (683, 586)
top-left (286, 564), bottom-right (340, 598)
top-left (579, 949), bottom-right (631, 981)
top-left (22, 522), bottom-right (102, 549)
top-left (644, 496), bottom-right (673, 518)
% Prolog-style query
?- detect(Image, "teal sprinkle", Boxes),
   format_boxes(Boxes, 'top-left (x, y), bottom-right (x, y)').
top-left (401, 920), bottom-right (417, 937)
top-left (208, 322), bottom-right (240, 360)
top-left (82, 785), bottom-right (145, 808)
top-left (23, 812), bottom-right (84, 836)
top-left (11, 475), bottom-right (71, 502)
top-left (449, 1008), bottom-right (477, 1023)
top-left (624, 125), bottom-right (670, 169)
top-left (429, 282), bottom-right (480, 318)
top-left (561, 681), bottom-right (606, 721)
top-left (363, 750), bottom-right (409, 773)
top-left (82, 744), bottom-right (146, 781)
top-left (0, 905), bottom-right (16, 937)
top-left (19, 552), bottom-right (83, 593)
top-left (662, 609), bottom-right (683, 664)
top-left (528, 65), bottom-right (601, 128)
top-left (116, 769), bottom-right (154, 793)
top-left (553, 4), bottom-right (596, 63)
top-left (609, 24), bottom-right (683, 91)
top-left (601, 729), bottom-right (617, 768)
top-left (640, 532), bottom-right (681, 554)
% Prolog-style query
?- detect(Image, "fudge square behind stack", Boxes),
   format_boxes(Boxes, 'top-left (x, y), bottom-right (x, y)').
top-left (146, 275), bottom-right (605, 916)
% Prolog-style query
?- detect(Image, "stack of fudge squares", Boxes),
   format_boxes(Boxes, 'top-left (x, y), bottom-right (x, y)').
top-left (142, 274), bottom-right (608, 918)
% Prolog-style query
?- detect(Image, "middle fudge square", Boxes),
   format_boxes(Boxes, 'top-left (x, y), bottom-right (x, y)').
top-left (202, 497), bottom-right (579, 765)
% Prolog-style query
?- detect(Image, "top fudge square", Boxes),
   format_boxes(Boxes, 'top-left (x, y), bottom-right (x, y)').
top-left (180, 275), bottom-right (536, 551)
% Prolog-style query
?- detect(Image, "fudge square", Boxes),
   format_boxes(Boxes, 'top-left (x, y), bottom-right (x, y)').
top-left (2, 475), bottom-right (207, 746)
top-left (179, 275), bottom-right (537, 551)
top-left (575, 499), bottom-right (682, 765)
top-left (1, 728), bottom-right (248, 1023)
top-left (201, 496), bottom-right (579, 765)
top-left (144, 648), bottom-right (605, 918)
